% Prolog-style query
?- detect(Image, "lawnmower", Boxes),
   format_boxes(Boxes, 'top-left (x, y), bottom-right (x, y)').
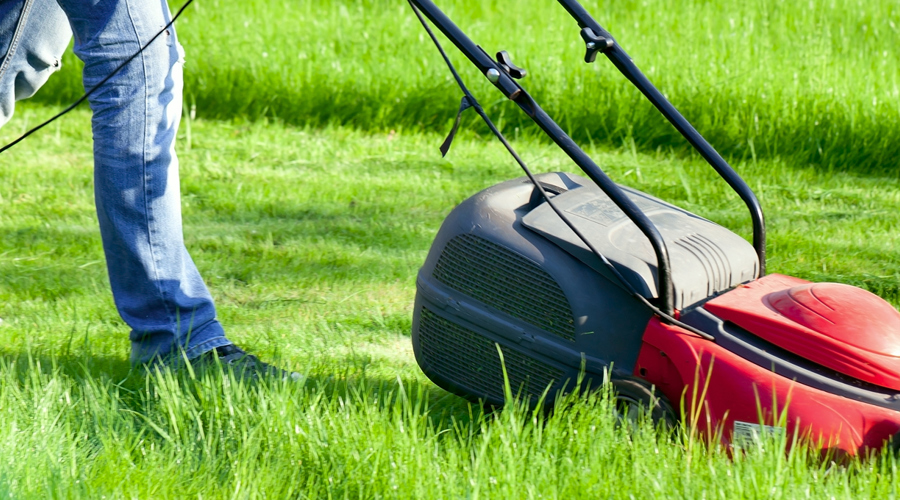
top-left (406, 0), bottom-right (900, 455)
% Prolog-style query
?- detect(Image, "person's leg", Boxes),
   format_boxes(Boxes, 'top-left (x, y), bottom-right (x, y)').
top-left (0, 0), bottom-right (71, 127)
top-left (54, 0), bottom-right (230, 363)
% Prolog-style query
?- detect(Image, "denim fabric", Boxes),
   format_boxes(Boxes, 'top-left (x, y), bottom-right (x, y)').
top-left (0, 0), bottom-right (70, 125)
top-left (0, 0), bottom-right (230, 363)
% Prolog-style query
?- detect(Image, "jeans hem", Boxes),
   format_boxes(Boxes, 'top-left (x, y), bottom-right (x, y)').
top-left (183, 336), bottom-right (232, 361)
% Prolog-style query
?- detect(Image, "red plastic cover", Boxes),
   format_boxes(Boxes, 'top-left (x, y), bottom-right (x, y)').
top-left (636, 318), bottom-right (900, 456)
top-left (704, 274), bottom-right (900, 391)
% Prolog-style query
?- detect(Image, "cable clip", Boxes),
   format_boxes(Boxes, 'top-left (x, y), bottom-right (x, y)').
top-left (440, 96), bottom-right (473, 157)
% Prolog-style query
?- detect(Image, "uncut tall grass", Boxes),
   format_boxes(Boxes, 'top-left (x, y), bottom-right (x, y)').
top-left (2, 356), bottom-right (898, 498)
top-left (39, 0), bottom-right (900, 173)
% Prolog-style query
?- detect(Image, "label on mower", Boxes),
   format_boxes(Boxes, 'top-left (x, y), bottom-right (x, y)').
top-left (732, 421), bottom-right (785, 448)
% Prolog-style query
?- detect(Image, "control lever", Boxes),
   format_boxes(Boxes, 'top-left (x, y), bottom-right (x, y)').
top-left (496, 50), bottom-right (527, 79)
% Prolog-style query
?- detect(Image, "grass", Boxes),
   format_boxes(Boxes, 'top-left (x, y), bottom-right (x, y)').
top-left (0, 0), bottom-right (899, 496)
top-left (4, 357), bottom-right (900, 499)
top-left (36, 0), bottom-right (900, 173)
top-left (1, 102), bottom-right (900, 497)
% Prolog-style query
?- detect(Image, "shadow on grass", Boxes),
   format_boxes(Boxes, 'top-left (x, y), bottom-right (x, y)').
top-left (0, 189), bottom-right (438, 300)
top-left (32, 60), bottom-right (900, 179)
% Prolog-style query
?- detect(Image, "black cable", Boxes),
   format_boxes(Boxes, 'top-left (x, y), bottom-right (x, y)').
top-left (407, 0), bottom-right (714, 342)
top-left (0, 0), bottom-right (194, 155)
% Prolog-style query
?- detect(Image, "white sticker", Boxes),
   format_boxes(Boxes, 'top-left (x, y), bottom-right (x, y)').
top-left (733, 420), bottom-right (785, 448)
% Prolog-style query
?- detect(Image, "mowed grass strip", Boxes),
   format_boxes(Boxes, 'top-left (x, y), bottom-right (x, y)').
top-left (1, 103), bottom-right (899, 497)
top-left (37, 0), bottom-right (900, 173)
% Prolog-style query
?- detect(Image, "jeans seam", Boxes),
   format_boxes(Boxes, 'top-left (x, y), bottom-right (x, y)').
top-left (0, 0), bottom-right (36, 83)
top-left (123, 0), bottom-right (174, 324)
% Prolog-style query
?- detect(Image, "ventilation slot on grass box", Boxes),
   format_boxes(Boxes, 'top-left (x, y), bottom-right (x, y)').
top-left (432, 234), bottom-right (576, 341)
top-left (418, 308), bottom-right (564, 402)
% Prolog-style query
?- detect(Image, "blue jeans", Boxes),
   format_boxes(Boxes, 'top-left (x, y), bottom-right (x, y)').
top-left (0, 0), bottom-right (230, 363)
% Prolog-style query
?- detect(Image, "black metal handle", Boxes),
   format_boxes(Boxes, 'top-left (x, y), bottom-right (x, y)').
top-left (557, 0), bottom-right (766, 275)
top-left (408, 0), bottom-right (677, 314)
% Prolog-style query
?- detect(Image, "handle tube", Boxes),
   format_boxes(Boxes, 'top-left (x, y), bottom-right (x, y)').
top-left (409, 0), bottom-right (677, 313)
top-left (557, 0), bottom-right (766, 275)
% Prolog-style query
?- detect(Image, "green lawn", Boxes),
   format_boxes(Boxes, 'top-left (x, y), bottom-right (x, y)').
top-left (2, 103), bottom-right (899, 498)
top-left (38, 0), bottom-right (900, 173)
top-left (1, 0), bottom-right (899, 497)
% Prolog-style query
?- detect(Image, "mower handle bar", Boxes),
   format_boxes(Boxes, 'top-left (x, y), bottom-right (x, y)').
top-left (409, 0), bottom-right (767, 315)
top-left (556, 0), bottom-right (766, 274)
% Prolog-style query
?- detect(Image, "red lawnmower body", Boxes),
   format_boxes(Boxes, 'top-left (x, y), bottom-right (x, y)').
top-left (637, 274), bottom-right (900, 455)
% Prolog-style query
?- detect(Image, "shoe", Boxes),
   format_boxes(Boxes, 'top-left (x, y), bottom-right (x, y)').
top-left (191, 344), bottom-right (304, 382)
